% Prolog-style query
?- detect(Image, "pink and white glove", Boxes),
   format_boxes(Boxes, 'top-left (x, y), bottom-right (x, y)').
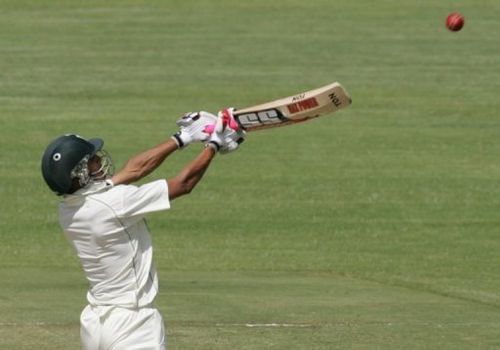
top-left (203, 107), bottom-right (240, 134)
top-left (171, 111), bottom-right (217, 148)
top-left (206, 108), bottom-right (245, 154)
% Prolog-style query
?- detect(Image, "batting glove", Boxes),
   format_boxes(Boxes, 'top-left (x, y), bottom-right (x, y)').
top-left (206, 108), bottom-right (246, 154)
top-left (172, 111), bottom-right (217, 149)
top-left (219, 128), bottom-right (246, 155)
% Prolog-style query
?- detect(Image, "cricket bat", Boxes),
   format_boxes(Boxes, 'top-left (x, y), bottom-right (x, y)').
top-left (208, 82), bottom-right (352, 133)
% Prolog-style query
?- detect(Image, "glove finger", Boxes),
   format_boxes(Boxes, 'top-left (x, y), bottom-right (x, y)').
top-left (199, 133), bottom-right (211, 142)
top-left (222, 140), bottom-right (239, 154)
top-left (176, 112), bottom-right (199, 127)
top-left (198, 111), bottom-right (218, 122)
top-left (214, 115), bottom-right (225, 134)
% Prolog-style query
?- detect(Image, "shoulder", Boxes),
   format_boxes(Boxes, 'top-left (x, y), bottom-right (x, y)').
top-left (111, 179), bottom-right (170, 218)
top-left (114, 179), bottom-right (167, 196)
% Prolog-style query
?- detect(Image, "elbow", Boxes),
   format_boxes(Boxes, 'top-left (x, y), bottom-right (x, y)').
top-left (168, 178), bottom-right (195, 200)
top-left (180, 181), bottom-right (195, 196)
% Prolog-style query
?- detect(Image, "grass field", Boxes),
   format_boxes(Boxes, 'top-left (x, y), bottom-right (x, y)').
top-left (1, 0), bottom-right (500, 349)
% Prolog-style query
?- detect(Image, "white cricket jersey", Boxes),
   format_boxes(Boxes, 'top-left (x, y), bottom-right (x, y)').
top-left (59, 179), bottom-right (170, 308)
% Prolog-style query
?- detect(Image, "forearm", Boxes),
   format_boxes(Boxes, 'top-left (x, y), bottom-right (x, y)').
top-left (112, 138), bottom-right (179, 185)
top-left (167, 146), bottom-right (217, 200)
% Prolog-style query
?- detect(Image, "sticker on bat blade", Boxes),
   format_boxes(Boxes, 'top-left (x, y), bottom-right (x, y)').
top-left (286, 97), bottom-right (319, 114)
top-left (235, 109), bottom-right (287, 129)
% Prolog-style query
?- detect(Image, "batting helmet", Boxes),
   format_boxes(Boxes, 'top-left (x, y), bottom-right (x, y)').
top-left (41, 134), bottom-right (104, 195)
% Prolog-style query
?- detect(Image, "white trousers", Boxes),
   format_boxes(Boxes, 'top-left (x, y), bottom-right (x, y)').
top-left (80, 304), bottom-right (166, 350)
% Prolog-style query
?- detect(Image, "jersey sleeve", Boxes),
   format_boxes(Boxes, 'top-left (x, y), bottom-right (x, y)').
top-left (116, 179), bottom-right (171, 218)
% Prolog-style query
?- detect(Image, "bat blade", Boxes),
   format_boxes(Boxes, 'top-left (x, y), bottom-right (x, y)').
top-left (232, 82), bottom-right (352, 132)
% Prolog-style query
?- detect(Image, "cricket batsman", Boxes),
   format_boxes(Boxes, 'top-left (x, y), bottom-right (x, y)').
top-left (41, 110), bottom-right (244, 349)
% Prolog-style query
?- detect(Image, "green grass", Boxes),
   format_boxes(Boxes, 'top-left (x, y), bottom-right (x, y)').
top-left (1, 0), bottom-right (500, 349)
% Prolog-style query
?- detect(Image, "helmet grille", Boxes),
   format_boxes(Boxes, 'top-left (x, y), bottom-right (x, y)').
top-left (70, 155), bottom-right (91, 188)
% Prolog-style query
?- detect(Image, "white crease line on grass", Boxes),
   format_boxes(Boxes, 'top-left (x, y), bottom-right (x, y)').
top-left (216, 321), bottom-right (500, 328)
top-left (0, 322), bottom-right (45, 326)
top-left (0, 322), bottom-right (65, 326)
top-left (216, 323), bottom-right (314, 328)
top-left (246, 323), bottom-right (314, 328)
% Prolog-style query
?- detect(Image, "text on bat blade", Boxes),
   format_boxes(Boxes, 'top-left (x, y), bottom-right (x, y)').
top-left (329, 92), bottom-right (342, 107)
top-left (291, 93), bottom-right (306, 102)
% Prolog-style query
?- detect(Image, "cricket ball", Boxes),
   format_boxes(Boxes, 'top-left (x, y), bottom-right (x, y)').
top-left (446, 12), bottom-right (464, 32)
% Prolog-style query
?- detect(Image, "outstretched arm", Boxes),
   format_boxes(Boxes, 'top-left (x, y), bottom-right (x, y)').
top-left (167, 146), bottom-right (217, 200)
top-left (112, 138), bottom-right (179, 186)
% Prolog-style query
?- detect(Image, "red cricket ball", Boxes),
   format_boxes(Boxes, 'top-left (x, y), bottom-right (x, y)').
top-left (446, 12), bottom-right (464, 32)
